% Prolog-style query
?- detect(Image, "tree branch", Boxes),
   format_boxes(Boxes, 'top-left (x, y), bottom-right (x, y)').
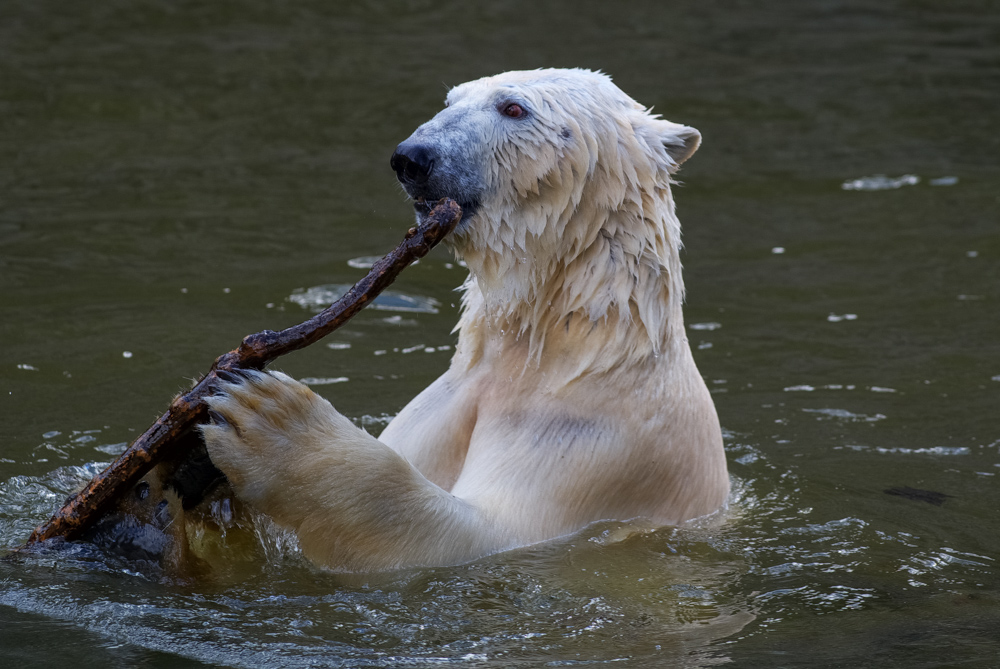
top-left (26, 198), bottom-right (462, 546)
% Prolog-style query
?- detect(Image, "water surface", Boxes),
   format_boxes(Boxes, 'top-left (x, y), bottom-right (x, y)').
top-left (2, 1), bottom-right (998, 666)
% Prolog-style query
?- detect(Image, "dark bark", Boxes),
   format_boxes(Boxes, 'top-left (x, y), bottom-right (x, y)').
top-left (26, 199), bottom-right (462, 546)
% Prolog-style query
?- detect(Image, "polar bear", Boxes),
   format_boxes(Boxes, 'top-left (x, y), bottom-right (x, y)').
top-left (202, 68), bottom-right (729, 572)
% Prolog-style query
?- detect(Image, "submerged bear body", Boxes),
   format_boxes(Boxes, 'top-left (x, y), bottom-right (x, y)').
top-left (202, 69), bottom-right (729, 572)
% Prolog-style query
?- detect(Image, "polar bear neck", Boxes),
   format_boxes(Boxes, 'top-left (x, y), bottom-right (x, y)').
top-left (452, 184), bottom-right (687, 376)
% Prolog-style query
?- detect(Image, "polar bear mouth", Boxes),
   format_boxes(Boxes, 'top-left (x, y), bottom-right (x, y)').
top-left (413, 197), bottom-right (479, 228)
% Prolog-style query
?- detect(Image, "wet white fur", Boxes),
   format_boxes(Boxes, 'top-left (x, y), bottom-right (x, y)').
top-left (202, 69), bottom-right (728, 572)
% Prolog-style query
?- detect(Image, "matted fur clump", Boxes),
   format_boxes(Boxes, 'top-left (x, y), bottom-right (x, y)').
top-left (202, 69), bottom-right (729, 572)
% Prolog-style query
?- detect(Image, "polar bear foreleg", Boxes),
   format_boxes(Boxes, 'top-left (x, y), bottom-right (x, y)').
top-left (200, 370), bottom-right (506, 572)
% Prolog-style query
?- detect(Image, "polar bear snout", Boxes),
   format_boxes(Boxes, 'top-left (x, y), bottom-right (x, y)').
top-left (390, 129), bottom-right (483, 224)
top-left (390, 141), bottom-right (436, 186)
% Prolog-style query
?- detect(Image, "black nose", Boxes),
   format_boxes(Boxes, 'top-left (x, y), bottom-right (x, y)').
top-left (390, 142), bottom-right (435, 185)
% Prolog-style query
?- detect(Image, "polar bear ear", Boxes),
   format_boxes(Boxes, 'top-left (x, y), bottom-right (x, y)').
top-left (659, 122), bottom-right (702, 171)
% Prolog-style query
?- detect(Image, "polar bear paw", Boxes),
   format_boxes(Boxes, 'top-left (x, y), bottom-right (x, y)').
top-left (200, 369), bottom-right (339, 505)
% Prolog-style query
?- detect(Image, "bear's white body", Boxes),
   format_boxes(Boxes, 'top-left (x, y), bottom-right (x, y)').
top-left (202, 69), bottom-right (729, 572)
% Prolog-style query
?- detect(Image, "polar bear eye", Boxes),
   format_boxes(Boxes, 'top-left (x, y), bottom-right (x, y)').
top-left (501, 102), bottom-right (526, 119)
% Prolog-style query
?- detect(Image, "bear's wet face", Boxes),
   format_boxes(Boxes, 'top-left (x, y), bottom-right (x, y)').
top-left (390, 98), bottom-right (495, 228)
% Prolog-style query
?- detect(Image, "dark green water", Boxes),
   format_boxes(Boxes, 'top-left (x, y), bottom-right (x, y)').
top-left (2, 1), bottom-right (998, 666)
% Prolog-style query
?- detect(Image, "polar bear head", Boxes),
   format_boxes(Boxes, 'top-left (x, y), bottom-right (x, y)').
top-left (391, 69), bottom-right (701, 361)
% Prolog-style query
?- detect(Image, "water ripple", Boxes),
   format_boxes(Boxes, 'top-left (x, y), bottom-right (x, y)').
top-left (288, 284), bottom-right (440, 314)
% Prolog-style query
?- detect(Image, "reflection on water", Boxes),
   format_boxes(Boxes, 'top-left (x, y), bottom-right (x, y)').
top-left (841, 174), bottom-right (920, 191)
top-left (288, 284), bottom-right (441, 314)
top-left (841, 173), bottom-right (960, 191)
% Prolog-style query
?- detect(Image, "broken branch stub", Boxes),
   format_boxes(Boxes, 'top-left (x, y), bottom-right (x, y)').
top-left (26, 199), bottom-right (462, 546)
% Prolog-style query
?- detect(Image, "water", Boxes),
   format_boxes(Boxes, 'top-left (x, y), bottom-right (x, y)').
top-left (2, 1), bottom-right (999, 666)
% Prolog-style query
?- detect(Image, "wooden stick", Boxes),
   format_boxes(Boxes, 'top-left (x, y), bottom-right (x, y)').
top-left (26, 199), bottom-right (462, 545)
